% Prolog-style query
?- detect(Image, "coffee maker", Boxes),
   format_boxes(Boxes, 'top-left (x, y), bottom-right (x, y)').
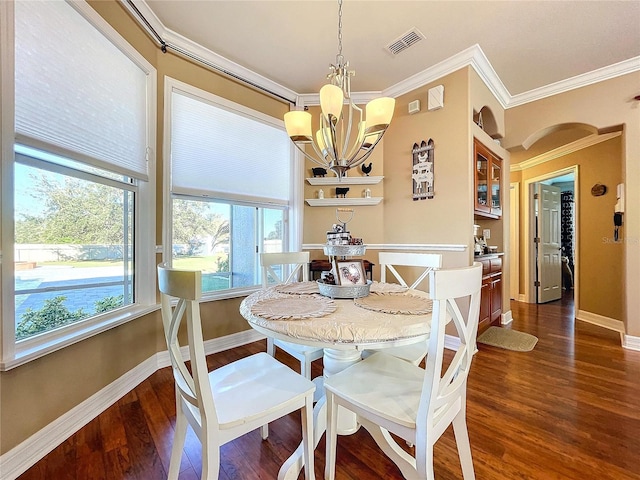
top-left (473, 224), bottom-right (486, 256)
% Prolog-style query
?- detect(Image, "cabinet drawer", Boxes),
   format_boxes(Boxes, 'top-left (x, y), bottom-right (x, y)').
top-left (481, 259), bottom-right (491, 276)
top-left (490, 257), bottom-right (502, 273)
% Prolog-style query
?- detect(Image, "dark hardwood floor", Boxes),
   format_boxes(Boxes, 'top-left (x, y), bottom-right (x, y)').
top-left (19, 294), bottom-right (640, 479)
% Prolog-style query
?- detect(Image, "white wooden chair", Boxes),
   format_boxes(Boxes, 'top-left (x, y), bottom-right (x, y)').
top-left (157, 264), bottom-right (316, 480)
top-left (260, 252), bottom-right (324, 379)
top-left (324, 263), bottom-right (482, 480)
top-left (363, 252), bottom-right (443, 365)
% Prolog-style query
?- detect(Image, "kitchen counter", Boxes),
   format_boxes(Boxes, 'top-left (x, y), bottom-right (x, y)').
top-left (474, 252), bottom-right (504, 260)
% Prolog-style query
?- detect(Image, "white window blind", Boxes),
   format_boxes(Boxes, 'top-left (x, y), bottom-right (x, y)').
top-left (14, 1), bottom-right (149, 180)
top-left (170, 90), bottom-right (291, 204)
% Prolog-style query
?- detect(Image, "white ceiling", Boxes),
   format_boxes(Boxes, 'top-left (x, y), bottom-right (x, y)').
top-left (138, 0), bottom-right (640, 103)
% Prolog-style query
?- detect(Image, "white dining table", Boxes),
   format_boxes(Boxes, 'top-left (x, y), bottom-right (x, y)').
top-left (239, 281), bottom-right (434, 480)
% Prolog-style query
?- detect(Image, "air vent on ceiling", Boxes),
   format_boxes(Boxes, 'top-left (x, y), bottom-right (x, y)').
top-left (385, 28), bottom-right (425, 56)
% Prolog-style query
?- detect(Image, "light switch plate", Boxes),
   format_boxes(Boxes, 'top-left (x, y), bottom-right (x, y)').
top-left (483, 229), bottom-right (491, 239)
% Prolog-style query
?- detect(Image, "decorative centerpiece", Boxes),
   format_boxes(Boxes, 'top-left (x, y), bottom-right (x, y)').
top-left (317, 208), bottom-right (371, 299)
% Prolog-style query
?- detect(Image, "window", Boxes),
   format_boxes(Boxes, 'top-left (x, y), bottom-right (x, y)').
top-left (14, 148), bottom-right (136, 341)
top-left (171, 198), bottom-right (285, 292)
top-left (166, 78), bottom-right (299, 296)
top-left (1, 0), bottom-right (156, 367)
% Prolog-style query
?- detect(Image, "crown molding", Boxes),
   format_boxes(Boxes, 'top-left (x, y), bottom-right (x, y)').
top-left (160, 28), bottom-right (298, 103)
top-left (120, 0), bottom-right (298, 104)
top-left (468, 45), bottom-right (512, 108)
top-left (507, 56), bottom-right (640, 108)
top-left (120, 0), bottom-right (165, 37)
top-left (123, 1), bottom-right (640, 110)
top-left (510, 131), bottom-right (622, 172)
top-left (382, 44), bottom-right (511, 108)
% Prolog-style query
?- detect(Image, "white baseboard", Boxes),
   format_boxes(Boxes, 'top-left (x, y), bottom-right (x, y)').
top-left (501, 310), bottom-right (513, 326)
top-left (444, 334), bottom-right (461, 351)
top-left (0, 329), bottom-right (266, 480)
top-left (623, 334), bottom-right (640, 351)
top-left (576, 310), bottom-right (625, 334)
top-left (575, 311), bottom-right (640, 352)
top-left (0, 355), bottom-right (158, 480)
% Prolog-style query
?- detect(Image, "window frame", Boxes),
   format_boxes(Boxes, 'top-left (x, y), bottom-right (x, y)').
top-left (163, 77), bottom-right (302, 301)
top-left (0, 0), bottom-right (157, 370)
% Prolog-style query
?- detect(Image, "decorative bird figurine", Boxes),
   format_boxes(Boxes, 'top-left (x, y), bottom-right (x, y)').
top-left (361, 163), bottom-right (373, 176)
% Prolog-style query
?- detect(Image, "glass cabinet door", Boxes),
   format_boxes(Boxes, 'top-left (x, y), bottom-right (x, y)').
top-left (474, 138), bottom-right (502, 218)
top-left (475, 152), bottom-right (489, 212)
top-left (491, 159), bottom-right (501, 214)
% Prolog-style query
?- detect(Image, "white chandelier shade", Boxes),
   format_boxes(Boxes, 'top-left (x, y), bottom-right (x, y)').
top-left (283, 0), bottom-right (395, 180)
top-left (284, 90), bottom-right (395, 179)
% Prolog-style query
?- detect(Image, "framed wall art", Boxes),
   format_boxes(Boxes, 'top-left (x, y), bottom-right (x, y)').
top-left (412, 139), bottom-right (435, 201)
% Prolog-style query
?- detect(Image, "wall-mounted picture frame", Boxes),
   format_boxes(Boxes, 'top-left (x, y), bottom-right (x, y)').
top-left (335, 260), bottom-right (367, 286)
top-left (412, 139), bottom-right (435, 201)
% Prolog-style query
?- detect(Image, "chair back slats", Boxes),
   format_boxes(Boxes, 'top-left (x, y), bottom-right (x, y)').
top-left (379, 252), bottom-right (442, 290)
top-left (158, 264), bottom-right (218, 426)
top-left (261, 251), bottom-right (310, 286)
top-left (158, 266), bottom-right (202, 301)
top-left (163, 296), bottom-right (198, 406)
top-left (417, 262), bottom-right (482, 429)
top-left (158, 264), bottom-right (316, 480)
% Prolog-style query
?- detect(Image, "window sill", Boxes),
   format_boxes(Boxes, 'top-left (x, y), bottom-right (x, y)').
top-left (202, 285), bottom-right (260, 302)
top-left (1, 304), bottom-right (160, 371)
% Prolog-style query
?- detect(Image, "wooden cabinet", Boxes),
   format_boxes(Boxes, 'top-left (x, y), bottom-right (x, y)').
top-left (474, 139), bottom-right (502, 218)
top-left (478, 256), bottom-right (502, 334)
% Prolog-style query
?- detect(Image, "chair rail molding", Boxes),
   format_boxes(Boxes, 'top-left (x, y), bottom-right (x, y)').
top-left (303, 243), bottom-right (468, 252)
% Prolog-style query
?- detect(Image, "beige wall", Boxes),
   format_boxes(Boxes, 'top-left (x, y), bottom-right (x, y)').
top-left (383, 68), bottom-right (473, 267)
top-left (510, 137), bottom-right (623, 320)
top-left (1, 311), bottom-right (162, 452)
top-left (504, 72), bottom-right (640, 335)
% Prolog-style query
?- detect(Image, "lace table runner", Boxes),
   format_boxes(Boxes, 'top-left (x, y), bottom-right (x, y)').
top-left (251, 294), bottom-right (336, 320)
top-left (369, 282), bottom-right (408, 294)
top-left (354, 292), bottom-right (433, 315)
top-left (274, 281), bottom-right (320, 295)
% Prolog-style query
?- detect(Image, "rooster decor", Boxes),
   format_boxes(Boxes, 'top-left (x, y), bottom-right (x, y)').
top-left (361, 163), bottom-right (372, 176)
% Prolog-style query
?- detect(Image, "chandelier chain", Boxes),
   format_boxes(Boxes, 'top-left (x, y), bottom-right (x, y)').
top-left (283, 0), bottom-right (394, 180)
top-left (337, 0), bottom-right (343, 61)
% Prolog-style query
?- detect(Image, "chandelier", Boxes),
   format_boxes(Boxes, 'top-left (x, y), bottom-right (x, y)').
top-left (283, 0), bottom-right (395, 180)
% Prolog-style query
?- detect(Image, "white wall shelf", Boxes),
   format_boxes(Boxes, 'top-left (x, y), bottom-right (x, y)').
top-left (306, 176), bottom-right (384, 186)
top-left (305, 197), bottom-right (383, 207)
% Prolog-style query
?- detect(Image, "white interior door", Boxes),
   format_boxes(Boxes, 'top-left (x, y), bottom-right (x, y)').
top-left (536, 183), bottom-right (562, 303)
